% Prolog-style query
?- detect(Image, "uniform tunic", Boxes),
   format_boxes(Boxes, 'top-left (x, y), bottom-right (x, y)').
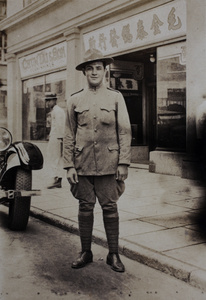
top-left (63, 84), bottom-right (131, 176)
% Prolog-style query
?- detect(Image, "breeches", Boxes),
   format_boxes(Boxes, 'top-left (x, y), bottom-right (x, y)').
top-left (70, 175), bottom-right (125, 213)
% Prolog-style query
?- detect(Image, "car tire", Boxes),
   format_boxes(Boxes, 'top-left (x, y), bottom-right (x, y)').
top-left (8, 167), bottom-right (32, 231)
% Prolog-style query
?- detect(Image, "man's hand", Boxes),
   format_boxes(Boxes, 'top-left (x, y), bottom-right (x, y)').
top-left (67, 168), bottom-right (78, 184)
top-left (116, 165), bottom-right (128, 181)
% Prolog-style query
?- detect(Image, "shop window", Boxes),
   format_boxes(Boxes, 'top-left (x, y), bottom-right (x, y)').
top-left (157, 42), bottom-right (186, 151)
top-left (0, 31), bottom-right (7, 62)
top-left (0, 89), bottom-right (7, 128)
top-left (22, 71), bottom-right (66, 141)
top-left (0, 1), bottom-right (6, 18)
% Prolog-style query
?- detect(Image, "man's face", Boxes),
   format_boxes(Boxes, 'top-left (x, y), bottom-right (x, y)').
top-left (46, 99), bottom-right (56, 109)
top-left (84, 61), bottom-right (105, 87)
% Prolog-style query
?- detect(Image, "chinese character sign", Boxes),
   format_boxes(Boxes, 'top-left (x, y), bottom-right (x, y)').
top-left (83, 0), bottom-right (186, 56)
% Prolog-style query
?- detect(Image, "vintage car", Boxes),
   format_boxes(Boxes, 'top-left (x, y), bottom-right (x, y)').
top-left (0, 127), bottom-right (43, 230)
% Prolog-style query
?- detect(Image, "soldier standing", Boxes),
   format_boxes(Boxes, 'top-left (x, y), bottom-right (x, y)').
top-left (63, 49), bottom-right (131, 272)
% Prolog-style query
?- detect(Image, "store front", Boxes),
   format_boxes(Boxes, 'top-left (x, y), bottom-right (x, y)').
top-left (83, 0), bottom-right (186, 168)
top-left (18, 0), bottom-right (186, 168)
top-left (19, 42), bottom-right (67, 149)
top-left (1, 0), bottom-right (192, 176)
top-left (107, 41), bottom-right (186, 163)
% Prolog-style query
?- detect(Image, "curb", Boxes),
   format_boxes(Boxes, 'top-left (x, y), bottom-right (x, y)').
top-left (30, 207), bottom-right (206, 292)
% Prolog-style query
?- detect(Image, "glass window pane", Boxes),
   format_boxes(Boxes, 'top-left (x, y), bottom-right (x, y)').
top-left (45, 71), bottom-right (66, 140)
top-left (22, 71), bottom-right (66, 141)
top-left (45, 71), bottom-right (66, 110)
top-left (0, 89), bottom-right (7, 128)
top-left (22, 77), bottom-right (45, 141)
top-left (157, 42), bottom-right (186, 150)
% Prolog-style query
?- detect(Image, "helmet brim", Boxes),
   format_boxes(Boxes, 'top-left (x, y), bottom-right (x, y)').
top-left (76, 57), bottom-right (114, 71)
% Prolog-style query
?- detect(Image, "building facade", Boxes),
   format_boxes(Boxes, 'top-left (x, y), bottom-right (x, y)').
top-left (0, 0), bottom-right (7, 128)
top-left (0, 0), bottom-right (205, 177)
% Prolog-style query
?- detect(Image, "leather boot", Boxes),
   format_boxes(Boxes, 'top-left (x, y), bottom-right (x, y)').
top-left (47, 177), bottom-right (62, 189)
top-left (107, 253), bottom-right (125, 272)
top-left (103, 214), bottom-right (119, 253)
top-left (71, 250), bottom-right (93, 269)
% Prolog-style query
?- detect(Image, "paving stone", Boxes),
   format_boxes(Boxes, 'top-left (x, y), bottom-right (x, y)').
top-left (139, 211), bottom-right (195, 228)
top-left (165, 244), bottom-right (206, 270)
top-left (123, 227), bottom-right (202, 252)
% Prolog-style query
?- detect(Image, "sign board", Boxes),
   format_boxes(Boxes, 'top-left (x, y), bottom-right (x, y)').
top-left (19, 42), bottom-right (67, 78)
top-left (83, 0), bottom-right (186, 55)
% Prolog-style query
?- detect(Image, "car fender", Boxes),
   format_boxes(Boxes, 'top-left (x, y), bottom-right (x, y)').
top-left (6, 151), bottom-right (21, 171)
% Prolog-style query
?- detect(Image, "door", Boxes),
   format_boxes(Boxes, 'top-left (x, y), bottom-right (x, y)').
top-left (110, 54), bottom-right (156, 163)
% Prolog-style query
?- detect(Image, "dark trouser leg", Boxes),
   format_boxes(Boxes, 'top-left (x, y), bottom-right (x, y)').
top-left (95, 176), bottom-right (125, 272)
top-left (70, 176), bottom-right (96, 268)
top-left (78, 210), bottom-right (94, 252)
top-left (71, 176), bottom-right (95, 252)
top-left (96, 176), bottom-right (122, 254)
top-left (103, 211), bottom-right (119, 254)
top-left (103, 210), bottom-right (125, 272)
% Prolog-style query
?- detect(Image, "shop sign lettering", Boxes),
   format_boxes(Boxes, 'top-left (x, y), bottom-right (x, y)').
top-left (83, 0), bottom-right (186, 55)
top-left (19, 42), bottom-right (67, 78)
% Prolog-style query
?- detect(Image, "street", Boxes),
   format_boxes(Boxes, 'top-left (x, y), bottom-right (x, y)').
top-left (0, 205), bottom-right (205, 300)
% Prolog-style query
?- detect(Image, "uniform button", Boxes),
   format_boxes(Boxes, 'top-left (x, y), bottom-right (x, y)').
top-left (94, 129), bottom-right (97, 132)
top-left (94, 141), bottom-right (97, 145)
top-left (94, 116), bottom-right (96, 119)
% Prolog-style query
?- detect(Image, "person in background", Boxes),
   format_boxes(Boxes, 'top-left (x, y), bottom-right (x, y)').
top-left (63, 48), bottom-right (131, 272)
top-left (45, 92), bottom-right (65, 189)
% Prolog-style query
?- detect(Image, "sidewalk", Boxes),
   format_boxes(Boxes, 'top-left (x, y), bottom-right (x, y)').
top-left (31, 165), bottom-right (206, 291)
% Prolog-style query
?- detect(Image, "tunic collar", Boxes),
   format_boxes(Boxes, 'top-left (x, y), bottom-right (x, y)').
top-left (87, 83), bottom-right (105, 92)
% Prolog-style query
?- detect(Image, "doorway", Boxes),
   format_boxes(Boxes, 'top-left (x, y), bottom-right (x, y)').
top-left (111, 48), bottom-right (156, 163)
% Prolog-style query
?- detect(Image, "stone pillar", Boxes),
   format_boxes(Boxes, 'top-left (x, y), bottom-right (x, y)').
top-left (186, 0), bottom-right (206, 153)
top-left (6, 53), bottom-right (22, 141)
top-left (64, 28), bottom-right (83, 98)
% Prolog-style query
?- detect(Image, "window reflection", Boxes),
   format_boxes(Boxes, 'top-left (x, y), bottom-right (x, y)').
top-left (0, 89), bottom-right (7, 128)
top-left (22, 72), bottom-right (66, 141)
top-left (110, 69), bottom-right (142, 146)
top-left (157, 42), bottom-right (186, 150)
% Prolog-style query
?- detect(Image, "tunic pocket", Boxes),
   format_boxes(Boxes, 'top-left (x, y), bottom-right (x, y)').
top-left (100, 105), bottom-right (116, 125)
top-left (75, 107), bottom-right (89, 126)
top-left (108, 145), bottom-right (119, 152)
top-left (74, 145), bottom-right (84, 156)
top-left (107, 145), bottom-right (119, 170)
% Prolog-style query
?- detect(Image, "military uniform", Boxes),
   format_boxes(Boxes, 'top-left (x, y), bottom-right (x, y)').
top-left (64, 85), bottom-right (131, 175)
top-left (63, 48), bottom-right (131, 272)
